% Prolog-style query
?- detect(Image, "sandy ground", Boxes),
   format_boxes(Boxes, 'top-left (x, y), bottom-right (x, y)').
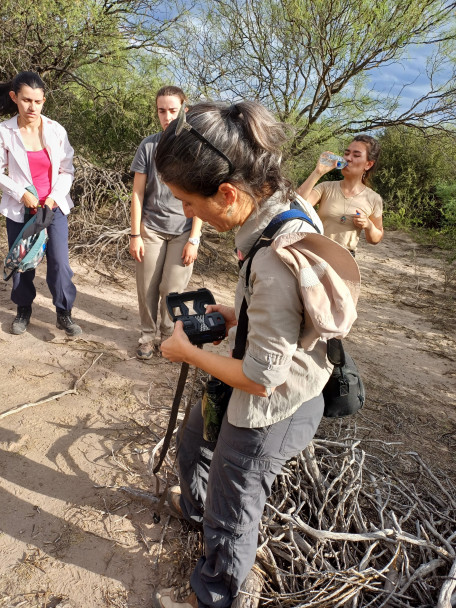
top-left (0, 228), bottom-right (455, 607)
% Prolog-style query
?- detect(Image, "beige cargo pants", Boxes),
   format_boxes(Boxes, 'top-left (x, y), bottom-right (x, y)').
top-left (136, 224), bottom-right (193, 344)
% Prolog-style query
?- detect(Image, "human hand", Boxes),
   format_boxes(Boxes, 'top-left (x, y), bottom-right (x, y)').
top-left (129, 236), bottom-right (144, 262)
top-left (21, 190), bottom-right (39, 208)
top-left (44, 197), bottom-right (57, 209)
top-left (182, 242), bottom-right (198, 266)
top-left (316, 151), bottom-right (340, 176)
top-left (206, 304), bottom-right (237, 340)
top-left (160, 321), bottom-right (194, 362)
top-left (353, 210), bottom-right (371, 231)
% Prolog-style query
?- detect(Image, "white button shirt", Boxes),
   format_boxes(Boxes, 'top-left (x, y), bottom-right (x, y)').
top-left (0, 114), bottom-right (74, 222)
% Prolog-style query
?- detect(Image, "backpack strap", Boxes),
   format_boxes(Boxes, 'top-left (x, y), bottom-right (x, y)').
top-left (233, 204), bottom-right (320, 360)
top-left (239, 206), bottom-right (320, 280)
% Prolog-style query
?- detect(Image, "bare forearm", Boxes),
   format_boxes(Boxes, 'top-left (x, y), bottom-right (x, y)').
top-left (130, 193), bottom-right (143, 234)
top-left (131, 172), bottom-right (146, 234)
top-left (296, 170), bottom-right (323, 205)
top-left (190, 216), bottom-right (203, 238)
top-left (364, 220), bottom-right (384, 244)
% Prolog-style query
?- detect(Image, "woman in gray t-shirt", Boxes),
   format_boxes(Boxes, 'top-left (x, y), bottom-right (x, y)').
top-left (129, 86), bottom-right (202, 359)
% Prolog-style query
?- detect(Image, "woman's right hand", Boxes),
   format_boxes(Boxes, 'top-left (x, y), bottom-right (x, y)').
top-left (315, 151), bottom-right (340, 176)
top-left (21, 191), bottom-right (39, 208)
top-left (129, 236), bottom-right (145, 262)
top-left (206, 304), bottom-right (237, 341)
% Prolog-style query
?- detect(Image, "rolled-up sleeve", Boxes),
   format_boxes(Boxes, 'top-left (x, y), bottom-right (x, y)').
top-left (241, 247), bottom-right (303, 388)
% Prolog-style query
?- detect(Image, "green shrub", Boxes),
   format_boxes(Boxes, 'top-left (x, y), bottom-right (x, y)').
top-left (373, 126), bottom-right (456, 230)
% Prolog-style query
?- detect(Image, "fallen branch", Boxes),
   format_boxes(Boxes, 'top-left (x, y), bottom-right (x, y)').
top-left (437, 557), bottom-right (456, 608)
top-left (0, 353), bottom-right (102, 420)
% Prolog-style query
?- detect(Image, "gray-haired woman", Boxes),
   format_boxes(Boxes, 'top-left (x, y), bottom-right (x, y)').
top-left (152, 101), bottom-right (359, 608)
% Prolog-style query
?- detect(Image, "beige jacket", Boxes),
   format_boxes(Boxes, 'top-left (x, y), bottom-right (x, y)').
top-left (226, 193), bottom-right (359, 428)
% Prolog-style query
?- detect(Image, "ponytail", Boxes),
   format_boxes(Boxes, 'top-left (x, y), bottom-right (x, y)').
top-left (155, 100), bottom-right (292, 202)
top-left (0, 80), bottom-right (16, 115)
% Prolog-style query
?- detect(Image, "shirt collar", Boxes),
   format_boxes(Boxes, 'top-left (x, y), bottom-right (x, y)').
top-left (3, 114), bottom-right (51, 131)
top-left (235, 191), bottom-right (289, 258)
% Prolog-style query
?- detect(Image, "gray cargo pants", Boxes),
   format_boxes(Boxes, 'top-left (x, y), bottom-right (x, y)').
top-left (176, 393), bottom-right (324, 608)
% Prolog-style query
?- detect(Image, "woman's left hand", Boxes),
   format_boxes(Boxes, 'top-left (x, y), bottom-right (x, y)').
top-left (160, 321), bottom-right (194, 362)
top-left (182, 242), bottom-right (198, 266)
top-left (353, 210), bottom-right (371, 230)
top-left (44, 197), bottom-right (57, 209)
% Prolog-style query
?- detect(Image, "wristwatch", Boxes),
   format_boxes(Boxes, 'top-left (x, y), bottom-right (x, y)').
top-left (188, 237), bottom-right (200, 246)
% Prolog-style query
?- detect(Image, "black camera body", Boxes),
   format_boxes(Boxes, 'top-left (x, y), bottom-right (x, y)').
top-left (166, 288), bottom-right (226, 345)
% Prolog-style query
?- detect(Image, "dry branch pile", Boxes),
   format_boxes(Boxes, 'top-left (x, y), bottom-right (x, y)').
top-left (256, 434), bottom-right (456, 608)
top-left (69, 156), bottom-right (131, 269)
top-left (68, 156), bottom-right (238, 278)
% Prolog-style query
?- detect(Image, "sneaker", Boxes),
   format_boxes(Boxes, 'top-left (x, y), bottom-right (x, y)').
top-left (136, 341), bottom-right (155, 360)
top-left (152, 582), bottom-right (198, 608)
top-left (56, 311), bottom-right (82, 337)
top-left (11, 306), bottom-right (32, 335)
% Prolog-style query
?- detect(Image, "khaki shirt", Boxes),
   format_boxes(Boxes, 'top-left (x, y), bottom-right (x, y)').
top-left (313, 181), bottom-right (383, 251)
top-left (227, 193), bottom-right (332, 428)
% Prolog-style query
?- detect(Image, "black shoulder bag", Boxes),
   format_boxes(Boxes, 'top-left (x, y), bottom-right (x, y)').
top-left (233, 205), bottom-right (365, 418)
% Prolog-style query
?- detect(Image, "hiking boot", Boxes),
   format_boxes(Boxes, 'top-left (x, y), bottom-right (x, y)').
top-left (166, 485), bottom-right (183, 519)
top-left (136, 341), bottom-right (154, 360)
top-left (232, 561), bottom-right (266, 608)
top-left (152, 582), bottom-right (198, 608)
top-left (11, 306), bottom-right (32, 335)
top-left (56, 310), bottom-right (82, 337)
top-left (156, 333), bottom-right (172, 357)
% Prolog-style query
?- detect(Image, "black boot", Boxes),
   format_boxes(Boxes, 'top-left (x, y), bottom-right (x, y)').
top-left (11, 305), bottom-right (32, 335)
top-left (56, 309), bottom-right (82, 337)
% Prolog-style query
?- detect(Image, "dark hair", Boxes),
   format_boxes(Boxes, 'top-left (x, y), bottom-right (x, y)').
top-left (155, 85), bottom-right (186, 106)
top-left (352, 134), bottom-right (381, 185)
top-left (155, 100), bottom-right (292, 202)
top-left (0, 71), bottom-right (45, 116)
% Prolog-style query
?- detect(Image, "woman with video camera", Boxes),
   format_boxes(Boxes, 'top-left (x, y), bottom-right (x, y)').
top-left (154, 101), bottom-right (359, 608)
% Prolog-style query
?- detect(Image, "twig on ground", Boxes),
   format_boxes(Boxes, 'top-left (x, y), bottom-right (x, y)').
top-left (0, 353), bottom-right (103, 420)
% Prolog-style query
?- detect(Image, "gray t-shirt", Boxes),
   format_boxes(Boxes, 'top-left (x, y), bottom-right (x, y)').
top-left (130, 132), bottom-right (192, 234)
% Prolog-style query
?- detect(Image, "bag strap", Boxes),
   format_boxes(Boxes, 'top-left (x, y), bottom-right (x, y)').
top-left (326, 338), bottom-right (346, 367)
top-left (233, 205), bottom-right (320, 361)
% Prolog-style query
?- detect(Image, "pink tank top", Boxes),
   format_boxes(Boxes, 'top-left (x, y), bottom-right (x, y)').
top-left (27, 149), bottom-right (52, 203)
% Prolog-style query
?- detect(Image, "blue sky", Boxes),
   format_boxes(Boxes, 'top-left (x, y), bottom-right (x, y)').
top-left (368, 42), bottom-right (454, 115)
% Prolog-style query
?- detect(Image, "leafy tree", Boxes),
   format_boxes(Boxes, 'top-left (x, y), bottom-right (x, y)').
top-left (47, 55), bottom-right (165, 170)
top-left (167, 0), bottom-right (456, 155)
top-left (0, 0), bottom-right (183, 90)
top-left (0, 0), bottom-right (189, 170)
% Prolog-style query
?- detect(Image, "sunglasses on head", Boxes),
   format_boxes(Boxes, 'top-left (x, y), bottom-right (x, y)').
top-left (175, 103), bottom-right (235, 176)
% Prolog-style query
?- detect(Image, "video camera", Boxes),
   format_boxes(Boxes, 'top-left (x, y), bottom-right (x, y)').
top-left (166, 288), bottom-right (226, 345)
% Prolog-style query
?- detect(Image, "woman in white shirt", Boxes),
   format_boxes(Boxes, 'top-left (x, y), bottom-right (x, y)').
top-left (0, 71), bottom-right (81, 336)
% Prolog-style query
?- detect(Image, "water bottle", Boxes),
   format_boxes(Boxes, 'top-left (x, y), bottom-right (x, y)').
top-left (319, 152), bottom-right (347, 170)
top-left (201, 377), bottom-right (232, 442)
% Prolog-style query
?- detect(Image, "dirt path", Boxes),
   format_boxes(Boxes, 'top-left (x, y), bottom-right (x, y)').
top-left (0, 229), bottom-right (455, 607)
